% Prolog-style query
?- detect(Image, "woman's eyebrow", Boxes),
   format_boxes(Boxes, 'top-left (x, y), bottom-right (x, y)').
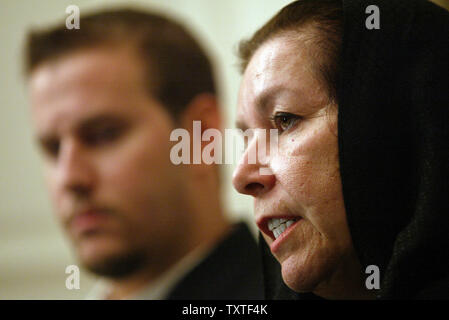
top-left (254, 86), bottom-right (300, 116)
top-left (254, 87), bottom-right (280, 115)
top-left (235, 87), bottom-right (303, 130)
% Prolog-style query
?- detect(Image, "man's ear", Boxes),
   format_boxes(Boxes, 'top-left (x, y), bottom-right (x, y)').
top-left (179, 93), bottom-right (222, 135)
top-left (178, 93), bottom-right (222, 175)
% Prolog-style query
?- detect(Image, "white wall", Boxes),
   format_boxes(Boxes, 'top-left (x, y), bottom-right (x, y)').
top-left (0, 0), bottom-right (292, 299)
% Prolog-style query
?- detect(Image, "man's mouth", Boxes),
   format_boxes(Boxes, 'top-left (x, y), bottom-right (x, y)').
top-left (70, 209), bottom-right (110, 236)
top-left (268, 217), bottom-right (300, 239)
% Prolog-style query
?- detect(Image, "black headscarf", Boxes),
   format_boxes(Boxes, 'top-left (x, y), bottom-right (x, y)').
top-left (261, 0), bottom-right (449, 299)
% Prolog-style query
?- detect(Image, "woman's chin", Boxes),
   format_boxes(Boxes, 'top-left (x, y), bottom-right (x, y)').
top-left (280, 255), bottom-right (320, 293)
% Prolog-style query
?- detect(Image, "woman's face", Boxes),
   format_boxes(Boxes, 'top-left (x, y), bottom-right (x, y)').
top-left (233, 35), bottom-right (361, 296)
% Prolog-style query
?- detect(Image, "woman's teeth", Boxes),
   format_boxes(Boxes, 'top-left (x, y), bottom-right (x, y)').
top-left (268, 218), bottom-right (297, 239)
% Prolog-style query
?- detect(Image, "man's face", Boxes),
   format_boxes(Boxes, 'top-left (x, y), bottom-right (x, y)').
top-left (30, 46), bottom-right (193, 277)
top-left (233, 35), bottom-right (358, 294)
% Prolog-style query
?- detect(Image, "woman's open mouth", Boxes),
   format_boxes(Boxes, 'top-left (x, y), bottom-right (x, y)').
top-left (270, 217), bottom-right (302, 254)
top-left (268, 217), bottom-right (300, 239)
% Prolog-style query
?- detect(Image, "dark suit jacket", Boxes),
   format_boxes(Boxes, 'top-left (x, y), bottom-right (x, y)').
top-left (167, 222), bottom-right (264, 299)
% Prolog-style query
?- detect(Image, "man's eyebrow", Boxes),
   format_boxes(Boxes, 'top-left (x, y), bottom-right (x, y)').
top-left (235, 120), bottom-right (249, 132)
top-left (37, 133), bottom-right (56, 146)
top-left (77, 114), bottom-right (127, 132)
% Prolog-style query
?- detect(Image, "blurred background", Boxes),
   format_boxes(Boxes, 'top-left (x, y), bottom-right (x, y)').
top-left (1, 0), bottom-right (448, 300)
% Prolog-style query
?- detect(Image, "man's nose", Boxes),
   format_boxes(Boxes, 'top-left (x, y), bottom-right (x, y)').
top-left (232, 136), bottom-right (275, 197)
top-left (57, 140), bottom-right (95, 197)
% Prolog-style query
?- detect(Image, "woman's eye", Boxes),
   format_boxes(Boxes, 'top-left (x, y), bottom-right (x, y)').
top-left (271, 112), bottom-right (302, 133)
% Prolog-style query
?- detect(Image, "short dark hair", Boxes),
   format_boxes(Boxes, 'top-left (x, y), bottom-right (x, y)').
top-left (238, 0), bottom-right (342, 103)
top-left (24, 8), bottom-right (217, 118)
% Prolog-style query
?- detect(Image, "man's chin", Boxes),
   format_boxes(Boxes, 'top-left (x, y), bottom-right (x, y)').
top-left (76, 243), bottom-right (147, 279)
top-left (82, 252), bottom-right (146, 279)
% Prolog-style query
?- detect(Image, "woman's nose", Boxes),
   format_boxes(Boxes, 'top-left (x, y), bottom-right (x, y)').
top-left (232, 136), bottom-right (275, 197)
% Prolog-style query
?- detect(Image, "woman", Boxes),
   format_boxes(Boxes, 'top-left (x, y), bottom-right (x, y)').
top-left (232, 0), bottom-right (449, 299)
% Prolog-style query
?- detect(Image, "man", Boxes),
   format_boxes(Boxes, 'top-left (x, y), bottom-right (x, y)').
top-left (24, 8), bottom-right (263, 299)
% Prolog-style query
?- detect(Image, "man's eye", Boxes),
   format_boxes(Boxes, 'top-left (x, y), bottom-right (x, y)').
top-left (83, 126), bottom-right (125, 146)
top-left (270, 112), bottom-right (302, 133)
top-left (41, 139), bottom-right (60, 158)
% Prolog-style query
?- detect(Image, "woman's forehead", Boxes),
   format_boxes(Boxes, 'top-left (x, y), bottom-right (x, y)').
top-left (237, 37), bottom-right (327, 123)
top-left (243, 37), bottom-right (319, 95)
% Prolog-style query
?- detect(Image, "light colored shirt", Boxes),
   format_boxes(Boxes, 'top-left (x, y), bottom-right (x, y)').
top-left (85, 244), bottom-right (211, 300)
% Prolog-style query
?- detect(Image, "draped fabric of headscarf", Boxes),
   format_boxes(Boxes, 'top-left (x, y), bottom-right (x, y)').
top-left (262, 0), bottom-right (449, 299)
